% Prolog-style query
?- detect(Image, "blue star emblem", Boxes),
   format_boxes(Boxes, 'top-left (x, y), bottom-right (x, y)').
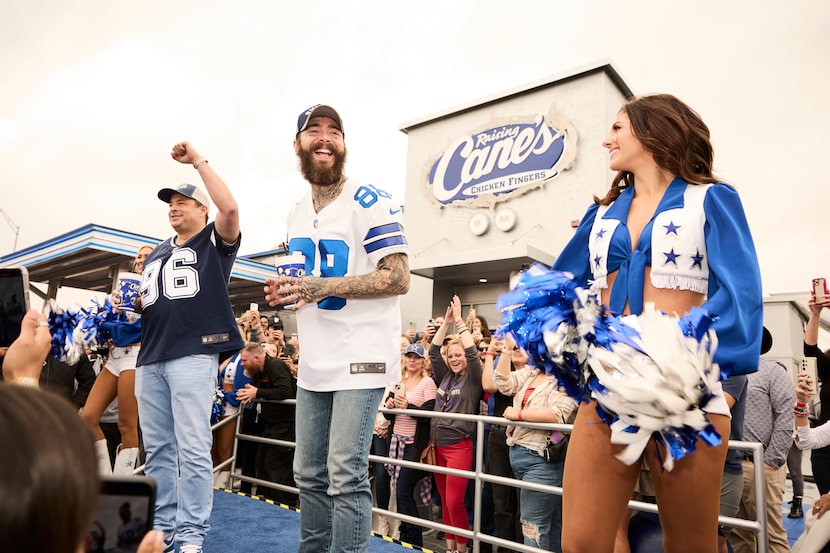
top-left (691, 250), bottom-right (704, 269)
top-left (595, 228), bottom-right (607, 239)
top-left (593, 254), bottom-right (603, 268)
top-left (663, 221), bottom-right (681, 235)
top-left (663, 249), bottom-right (680, 265)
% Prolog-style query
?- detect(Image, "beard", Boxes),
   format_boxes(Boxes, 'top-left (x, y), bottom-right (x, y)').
top-left (297, 141), bottom-right (347, 186)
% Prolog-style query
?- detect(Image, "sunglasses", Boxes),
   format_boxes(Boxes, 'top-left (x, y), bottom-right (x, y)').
top-left (477, 348), bottom-right (488, 352)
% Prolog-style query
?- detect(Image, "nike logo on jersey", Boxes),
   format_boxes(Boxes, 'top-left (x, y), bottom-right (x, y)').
top-left (389, 208), bottom-right (402, 215)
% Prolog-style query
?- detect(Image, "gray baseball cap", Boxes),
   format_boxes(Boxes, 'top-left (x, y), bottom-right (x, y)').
top-left (158, 183), bottom-right (210, 207)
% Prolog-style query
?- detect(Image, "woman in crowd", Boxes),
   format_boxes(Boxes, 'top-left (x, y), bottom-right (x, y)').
top-left (211, 350), bottom-right (251, 488)
top-left (481, 336), bottom-right (522, 548)
top-left (1, 309), bottom-right (164, 553)
top-left (429, 295), bottom-right (484, 553)
top-left (551, 94), bottom-right (762, 552)
top-left (237, 308), bottom-right (266, 344)
top-left (791, 369), bottom-right (830, 552)
top-left (371, 335), bottom-right (413, 536)
top-left (803, 295), bottom-right (830, 496)
top-left (82, 245), bottom-right (154, 475)
top-left (385, 342), bottom-right (438, 547)
top-left (467, 311), bottom-right (492, 346)
top-left (491, 333), bottom-right (576, 551)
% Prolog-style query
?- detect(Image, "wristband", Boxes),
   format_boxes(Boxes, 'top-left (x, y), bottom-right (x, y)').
top-left (10, 377), bottom-right (39, 388)
top-left (517, 409), bottom-right (523, 421)
top-left (193, 157), bottom-right (208, 169)
top-left (484, 351), bottom-right (495, 358)
top-left (796, 402), bottom-right (808, 409)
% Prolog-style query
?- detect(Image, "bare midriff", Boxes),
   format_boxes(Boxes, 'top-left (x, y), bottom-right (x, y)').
top-left (603, 266), bottom-right (705, 316)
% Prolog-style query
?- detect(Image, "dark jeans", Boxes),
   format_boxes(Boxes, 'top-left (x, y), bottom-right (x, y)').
top-left (256, 440), bottom-right (297, 507)
top-left (238, 405), bottom-right (263, 494)
top-left (396, 443), bottom-right (424, 547)
top-left (372, 433), bottom-right (391, 509)
top-left (488, 425), bottom-right (521, 548)
top-left (787, 441), bottom-right (804, 497)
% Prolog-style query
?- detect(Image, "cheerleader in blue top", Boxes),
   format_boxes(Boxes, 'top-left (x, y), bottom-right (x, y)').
top-left (555, 94), bottom-right (762, 553)
top-left (81, 245), bottom-right (154, 476)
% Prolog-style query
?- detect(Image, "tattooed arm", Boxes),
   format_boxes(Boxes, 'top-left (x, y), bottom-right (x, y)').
top-left (264, 253), bottom-right (410, 308)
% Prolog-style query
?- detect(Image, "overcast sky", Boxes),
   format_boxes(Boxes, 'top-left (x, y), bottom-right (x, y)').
top-left (1, 1), bottom-right (828, 296)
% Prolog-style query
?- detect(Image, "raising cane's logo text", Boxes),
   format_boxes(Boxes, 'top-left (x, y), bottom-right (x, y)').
top-left (428, 114), bottom-right (571, 205)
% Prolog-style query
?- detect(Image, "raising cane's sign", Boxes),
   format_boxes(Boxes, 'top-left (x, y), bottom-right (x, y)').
top-left (426, 109), bottom-right (577, 206)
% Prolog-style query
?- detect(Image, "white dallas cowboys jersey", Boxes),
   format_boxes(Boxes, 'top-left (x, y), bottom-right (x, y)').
top-left (287, 178), bottom-right (409, 392)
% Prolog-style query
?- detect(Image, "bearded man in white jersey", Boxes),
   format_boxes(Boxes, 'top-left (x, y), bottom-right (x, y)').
top-left (264, 105), bottom-right (410, 553)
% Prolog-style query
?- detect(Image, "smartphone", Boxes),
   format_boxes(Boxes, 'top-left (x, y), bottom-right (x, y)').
top-left (249, 302), bottom-right (259, 312)
top-left (85, 475), bottom-right (156, 553)
top-left (0, 267), bottom-right (30, 347)
top-left (813, 278), bottom-right (829, 306)
top-left (393, 382), bottom-right (405, 397)
top-left (801, 357), bottom-right (819, 396)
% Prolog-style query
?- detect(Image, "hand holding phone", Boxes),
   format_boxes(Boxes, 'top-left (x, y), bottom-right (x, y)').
top-left (800, 357), bottom-right (819, 397)
top-left (814, 278), bottom-right (830, 306)
top-left (0, 267), bottom-right (30, 347)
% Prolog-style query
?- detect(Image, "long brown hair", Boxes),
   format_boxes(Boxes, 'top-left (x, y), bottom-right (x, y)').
top-left (596, 94), bottom-right (719, 206)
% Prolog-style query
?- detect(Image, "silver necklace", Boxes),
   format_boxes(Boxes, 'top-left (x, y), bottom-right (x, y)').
top-left (312, 178), bottom-right (344, 213)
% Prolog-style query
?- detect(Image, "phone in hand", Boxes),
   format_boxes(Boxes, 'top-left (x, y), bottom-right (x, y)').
top-left (801, 357), bottom-right (819, 396)
top-left (0, 267), bottom-right (30, 347)
top-left (85, 475), bottom-right (156, 553)
top-left (813, 278), bottom-right (830, 306)
top-left (393, 382), bottom-right (404, 397)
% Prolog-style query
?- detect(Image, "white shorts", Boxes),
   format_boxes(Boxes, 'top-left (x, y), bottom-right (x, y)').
top-left (704, 380), bottom-right (731, 418)
top-left (223, 403), bottom-right (241, 418)
top-left (105, 345), bottom-right (140, 377)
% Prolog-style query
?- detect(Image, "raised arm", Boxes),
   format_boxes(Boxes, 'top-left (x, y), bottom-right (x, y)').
top-left (170, 141), bottom-right (240, 244)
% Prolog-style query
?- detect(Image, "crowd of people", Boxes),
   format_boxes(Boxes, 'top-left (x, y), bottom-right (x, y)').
top-left (4, 95), bottom-right (830, 553)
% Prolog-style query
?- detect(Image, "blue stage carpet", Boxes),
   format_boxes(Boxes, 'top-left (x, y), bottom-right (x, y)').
top-left (204, 489), bottom-right (431, 552)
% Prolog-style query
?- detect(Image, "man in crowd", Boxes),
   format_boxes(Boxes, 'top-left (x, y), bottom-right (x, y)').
top-left (236, 342), bottom-right (298, 506)
top-left (264, 104), bottom-right (409, 553)
top-left (731, 328), bottom-right (795, 553)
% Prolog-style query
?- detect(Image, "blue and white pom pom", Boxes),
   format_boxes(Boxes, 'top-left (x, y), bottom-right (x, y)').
top-left (47, 298), bottom-right (120, 364)
top-left (497, 264), bottom-right (722, 471)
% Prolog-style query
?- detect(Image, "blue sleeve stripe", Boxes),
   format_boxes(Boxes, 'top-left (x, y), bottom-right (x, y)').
top-left (365, 235), bottom-right (408, 254)
top-left (365, 222), bottom-right (404, 240)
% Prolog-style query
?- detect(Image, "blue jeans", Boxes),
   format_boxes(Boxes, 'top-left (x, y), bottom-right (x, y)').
top-left (395, 442), bottom-right (423, 547)
top-left (135, 354), bottom-right (217, 546)
top-left (509, 445), bottom-right (564, 552)
top-left (294, 387), bottom-right (384, 553)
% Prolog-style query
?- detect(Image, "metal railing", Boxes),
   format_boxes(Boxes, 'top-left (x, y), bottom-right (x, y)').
top-left (219, 400), bottom-right (767, 553)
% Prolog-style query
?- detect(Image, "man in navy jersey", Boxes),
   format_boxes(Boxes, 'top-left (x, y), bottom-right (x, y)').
top-left (264, 105), bottom-right (410, 553)
top-left (135, 141), bottom-right (244, 553)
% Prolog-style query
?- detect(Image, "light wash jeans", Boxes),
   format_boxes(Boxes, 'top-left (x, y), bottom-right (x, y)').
top-left (509, 445), bottom-right (564, 552)
top-left (294, 386), bottom-right (384, 553)
top-left (135, 354), bottom-right (217, 547)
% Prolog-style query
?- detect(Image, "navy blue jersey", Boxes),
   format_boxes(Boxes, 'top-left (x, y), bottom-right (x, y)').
top-left (136, 222), bottom-right (244, 366)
